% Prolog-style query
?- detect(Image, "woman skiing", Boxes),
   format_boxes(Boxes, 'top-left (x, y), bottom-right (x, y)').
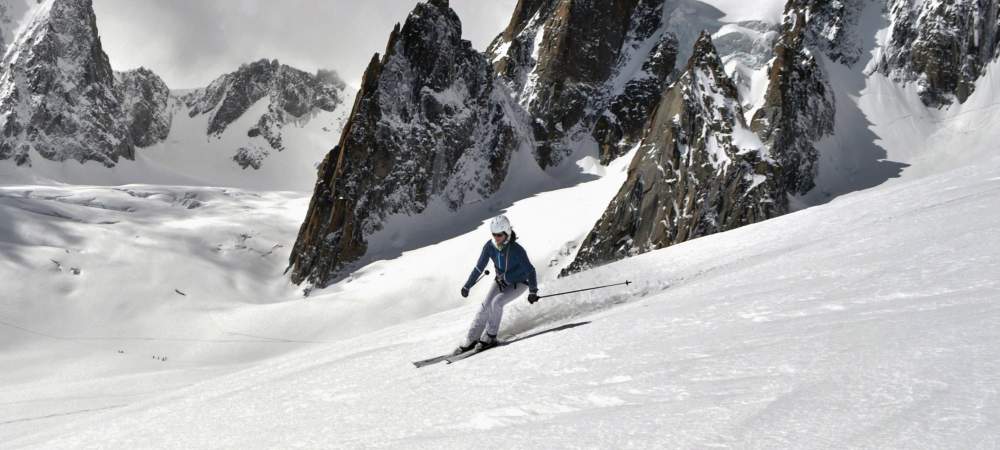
top-left (455, 215), bottom-right (539, 354)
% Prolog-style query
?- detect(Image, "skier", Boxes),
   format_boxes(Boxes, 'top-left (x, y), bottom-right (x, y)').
top-left (454, 215), bottom-right (539, 355)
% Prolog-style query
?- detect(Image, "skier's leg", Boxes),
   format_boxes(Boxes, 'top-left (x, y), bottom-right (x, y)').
top-left (485, 283), bottom-right (528, 337)
top-left (465, 282), bottom-right (501, 345)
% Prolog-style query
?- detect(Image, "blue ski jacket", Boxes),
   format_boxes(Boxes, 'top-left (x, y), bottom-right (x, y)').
top-left (463, 238), bottom-right (538, 293)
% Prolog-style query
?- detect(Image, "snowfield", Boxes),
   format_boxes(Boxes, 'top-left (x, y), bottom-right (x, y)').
top-left (0, 148), bottom-right (1000, 448)
top-left (3, 147), bottom-right (998, 448)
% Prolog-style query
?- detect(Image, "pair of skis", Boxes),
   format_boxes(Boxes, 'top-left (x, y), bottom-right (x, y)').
top-left (412, 340), bottom-right (508, 368)
top-left (413, 280), bottom-right (631, 368)
top-left (411, 321), bottom-right (593, 368)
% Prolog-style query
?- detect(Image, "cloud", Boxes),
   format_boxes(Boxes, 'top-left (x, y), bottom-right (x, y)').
top-left (92, 0), bottom-right (517, 90)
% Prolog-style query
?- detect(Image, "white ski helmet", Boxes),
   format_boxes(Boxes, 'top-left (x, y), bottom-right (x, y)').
top-left (489, 215), bottom-right (512, 237)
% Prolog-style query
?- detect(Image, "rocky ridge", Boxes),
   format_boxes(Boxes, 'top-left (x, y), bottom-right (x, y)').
top-left (563, 32), bottom-right (780, 274)
top-left (287, 0), bottom-right (527, 286)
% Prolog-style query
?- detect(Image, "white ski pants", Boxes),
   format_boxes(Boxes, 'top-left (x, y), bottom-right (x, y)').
top-left (465, 281), bottom-right (527, 343)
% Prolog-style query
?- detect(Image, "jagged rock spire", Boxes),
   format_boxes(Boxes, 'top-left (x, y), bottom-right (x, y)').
top-left (562, 31), bottom-right (780, 275)
top-left (750, 1), bottom-right (836, 196)
top-left (486, 0), bottom-right (682, 168)
top-left (0, 0), bottom-right (133, 166)
top-left (287, 0), bottom-right (526, 287)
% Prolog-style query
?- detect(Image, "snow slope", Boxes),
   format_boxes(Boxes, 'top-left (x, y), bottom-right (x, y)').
top-left (6, 141), bottom-right (999, 449)
top-left (0, 149), bottom-right (633, 443)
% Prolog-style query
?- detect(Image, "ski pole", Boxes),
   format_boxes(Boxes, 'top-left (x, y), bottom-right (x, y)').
top-left (473, 270), bottom-right (491, 285)
top-left (537, 280), bottom-right (631, 299)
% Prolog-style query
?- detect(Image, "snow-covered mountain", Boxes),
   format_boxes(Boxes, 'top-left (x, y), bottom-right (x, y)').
top-left (486, 0), bottom-right (686, 167)
top-left (0, 0), bottom-right (134, 167)
top-left (750, 0), bottom-right (837, 196)
top-left (564, 32), bottom-right (779, 275)
top-left (288, 0), bottom-right (534, 286)
top-left (180, 60), bottom-right (349, 171)
top-left (0, 0), bottom-right (354, 191)
top-left (289, 0), bottom-right (859, 287)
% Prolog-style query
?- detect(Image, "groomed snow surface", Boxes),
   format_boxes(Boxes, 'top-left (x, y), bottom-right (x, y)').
top-left (3, 135), bottom-right (1000, 447)
top-left (4, 144), bottom-right (999, 448)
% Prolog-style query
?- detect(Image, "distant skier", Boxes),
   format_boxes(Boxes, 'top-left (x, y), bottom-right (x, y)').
top-left (455, 215), bottom-right (539, 355)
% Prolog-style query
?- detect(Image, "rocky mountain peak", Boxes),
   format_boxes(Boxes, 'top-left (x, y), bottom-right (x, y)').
top-left (183, 59), bottom-right (344, 135)
top-left (562, 31), bottom-right (780, 275)
top-left (0, 0), bottom-right (133, 167)
top-left (487, 0), bottom-right (682, 167)
top-left (180, 58), bottom-right (348, 169)
top-left (750, 1), bottom-right (836, 197)
top-left (687, 30), bottom-right (733, 85)
top-left (287, 0), bottom-right (526, 287)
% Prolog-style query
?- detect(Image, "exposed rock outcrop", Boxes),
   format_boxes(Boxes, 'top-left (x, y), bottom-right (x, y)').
top-left (563, 32), bottom-right (781, 275)
top-left (875, 0), bottom-right (1000, 106)
top-left (287, 0), bottom-right (527, 286)
top-left (486, 0), bottom-right (688, 166)
top-left (114, 67), bottom-right (172, 147)
top-left (750, 1), bottom-right (836, 196)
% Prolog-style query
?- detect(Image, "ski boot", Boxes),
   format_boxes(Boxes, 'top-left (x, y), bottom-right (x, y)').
top-left (474, 334), bottom-right (499, 352)
top-left (453, 340), bottom-right (477, 355)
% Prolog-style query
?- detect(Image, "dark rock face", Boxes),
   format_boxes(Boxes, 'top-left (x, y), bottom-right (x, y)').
top-left (114, 67), bottom-right (172, 147)
top-left (876, 0), bottom-right (1000, 107)
top-left (562, 33), bottom-right (782, 275)
top-left (592, 18), bottom-right (679, 165)
top-left (287, 0), bottom-right (526, 287)
top-left (0, 0), bottom-right (134, 167)
top-left (182, 59), bottom-right (347, 168)
top-left (750, 1), bottom-right (836, 196)
top-left (486, 0), bottom-right (682, 167)
top-left (802, 0), bottom-right (866, 66)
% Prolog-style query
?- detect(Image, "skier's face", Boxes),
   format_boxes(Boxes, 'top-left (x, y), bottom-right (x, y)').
top-left (492, 232), bottom-right (507, 247)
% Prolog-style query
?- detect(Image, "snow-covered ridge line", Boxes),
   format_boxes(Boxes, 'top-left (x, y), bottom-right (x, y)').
top-left (0, 0), bottom-right (352, 189)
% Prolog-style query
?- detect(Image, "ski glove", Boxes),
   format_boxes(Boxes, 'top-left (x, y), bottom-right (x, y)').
top-left (461, 287), bottom-right (469, 298)
top-left (495, 275), bottom-right (509, 292)
top-left (528, 292), bottom-right (539, 304)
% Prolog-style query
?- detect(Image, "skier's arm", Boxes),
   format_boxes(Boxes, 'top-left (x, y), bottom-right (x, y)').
top-left (463, 243), bottom-right (490, 289)
top-left (520, 245), bottom-right (538, 293)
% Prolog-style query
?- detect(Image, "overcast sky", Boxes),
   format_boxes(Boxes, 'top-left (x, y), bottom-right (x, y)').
top-left (91, 0), bottom-right (517, 89)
